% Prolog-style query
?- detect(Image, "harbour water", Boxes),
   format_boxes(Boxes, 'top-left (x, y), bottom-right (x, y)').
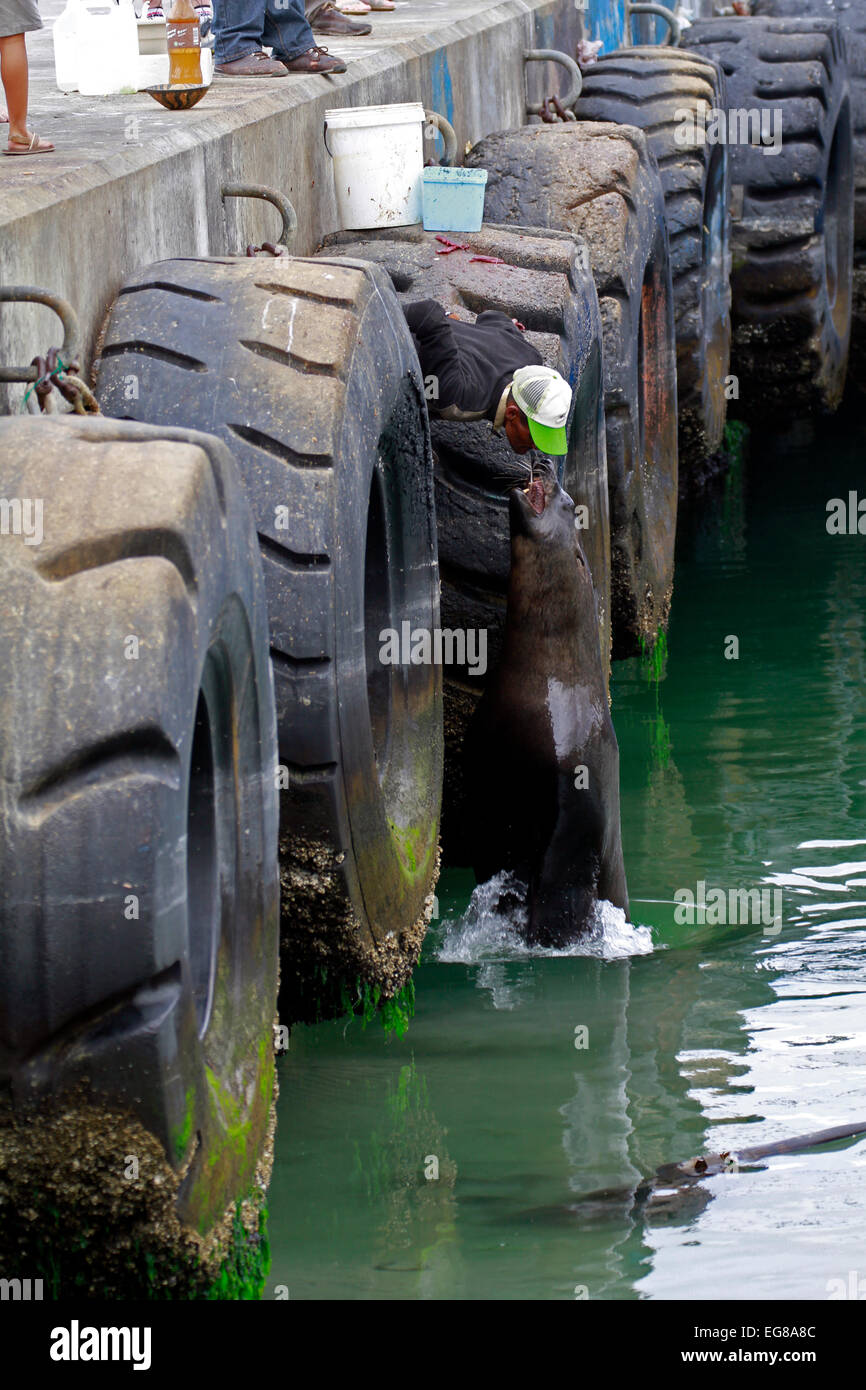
top-left (271, 416), bottom-right (866, 1300)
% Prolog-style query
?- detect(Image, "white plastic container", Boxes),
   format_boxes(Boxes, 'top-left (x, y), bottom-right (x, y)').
top-left (324, 102), bottom-right (426, 231)
top-left (76, 0), bottom-right (140, 97)
top-left (53, 0), bottom-right (82, 92)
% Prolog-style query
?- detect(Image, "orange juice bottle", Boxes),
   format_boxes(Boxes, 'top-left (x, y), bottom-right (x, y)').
top-left (166, 0), bottom-right (202, 86)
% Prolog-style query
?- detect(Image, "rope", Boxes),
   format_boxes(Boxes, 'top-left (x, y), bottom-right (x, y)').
top-left (20, 356), bottom-right (67, 412)
top-left (20, 352), bottom-right (100, 415)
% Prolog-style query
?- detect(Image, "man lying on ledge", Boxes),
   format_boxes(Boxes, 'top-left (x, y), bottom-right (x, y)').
top-left (403, 299), bottom-right (572, 457)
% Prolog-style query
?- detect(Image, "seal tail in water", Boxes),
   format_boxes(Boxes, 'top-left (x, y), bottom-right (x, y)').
top-left (521, 1120), bottom-right (866, 1225)
top-left (656, 1118), bottom-right (866, 1182)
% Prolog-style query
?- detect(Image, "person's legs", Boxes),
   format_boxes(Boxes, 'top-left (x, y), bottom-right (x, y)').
top-left (212, 0), bottom-right (266, 64)
top-left (0, 34), bottom-right (28, 142)
top-left (262, 0), bottom-right (317, 63)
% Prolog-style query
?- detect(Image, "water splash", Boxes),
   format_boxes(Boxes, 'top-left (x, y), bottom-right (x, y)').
top-left (436, 871), bottom-right (654, 963)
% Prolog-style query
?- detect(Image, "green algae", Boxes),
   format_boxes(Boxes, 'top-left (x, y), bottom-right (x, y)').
top-left (202, 1202), bottom-right (270, 1301)
top-left (172, 1087), bottom-right (196, 1165)
top-left (639, 629), bottom-right (672, 769)
top-left (338, 973), bottom-right (416, 1039)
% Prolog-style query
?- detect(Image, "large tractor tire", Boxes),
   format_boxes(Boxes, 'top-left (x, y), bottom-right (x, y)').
top-left (317, 225), bottom-right (608, 858)
top-left (752, 0), bottom-right (866, 388)
top-left (0, 415), bottom-right (278, 1298)
top-left (95, 257), bottom-right (442, 1023)
top-left (576, 48), bottom-right (733, 488)
top-left (682, 15), bottom-right (854, 414)
top-left (468, 123), bottom-right (679, 660)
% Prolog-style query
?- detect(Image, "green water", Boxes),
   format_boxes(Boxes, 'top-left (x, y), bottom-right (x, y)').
top-left (269, 418), bottom-right (866, 1300)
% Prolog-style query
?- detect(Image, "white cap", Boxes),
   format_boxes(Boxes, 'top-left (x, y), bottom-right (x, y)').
top-left (511, 365), bottom-right (572, 455)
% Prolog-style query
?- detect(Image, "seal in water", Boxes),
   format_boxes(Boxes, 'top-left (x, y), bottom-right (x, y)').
top-left (463, 459), bottom-right (629, 946)
top-left (521, 1120), bottom-right (866, 1227)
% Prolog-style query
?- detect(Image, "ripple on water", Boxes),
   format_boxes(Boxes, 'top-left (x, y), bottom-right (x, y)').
top-left (435, 871), bottom-right (655, 964)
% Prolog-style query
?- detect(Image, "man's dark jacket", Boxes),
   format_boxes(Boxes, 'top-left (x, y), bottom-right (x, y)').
top-left (404, 299), bottom-right (543, 420)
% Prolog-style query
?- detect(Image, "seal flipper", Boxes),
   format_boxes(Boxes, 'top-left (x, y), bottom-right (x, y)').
top-left (524, 770), bottom-right (604, 946)
top-left (525, 877), bottom-right (598, 948)
top-left (597, 830), bottom-right (629, 918)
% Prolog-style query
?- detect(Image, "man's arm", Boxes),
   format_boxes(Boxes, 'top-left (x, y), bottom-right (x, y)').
top-left (402, 299), bottom-right (480, 411)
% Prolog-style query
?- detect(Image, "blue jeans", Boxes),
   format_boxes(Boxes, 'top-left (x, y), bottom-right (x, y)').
top-left (213, 0), bottom-right (315, 65)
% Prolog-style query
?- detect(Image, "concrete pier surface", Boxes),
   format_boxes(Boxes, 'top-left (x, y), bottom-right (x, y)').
top-left (0, 0), bottom-right (581, 395)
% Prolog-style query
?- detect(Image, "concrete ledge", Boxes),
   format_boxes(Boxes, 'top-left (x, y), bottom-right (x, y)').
top-left (0, 0), bottom-right (582, 401)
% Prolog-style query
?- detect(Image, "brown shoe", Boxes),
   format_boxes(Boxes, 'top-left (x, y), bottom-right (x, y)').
top-left (307, 2), bottom-right (371, 35)
top-left (281, 44), bottom-right (348, 73)
top-left (215, 50), bottom-right (289, 76)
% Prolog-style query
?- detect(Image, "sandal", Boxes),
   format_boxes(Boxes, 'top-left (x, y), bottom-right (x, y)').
top-left (337, 0), bottom-right (371, 10)
top-left (367, 0), bottom-right (396, 9)
top-left (3, 131), bottom-right (54, 156)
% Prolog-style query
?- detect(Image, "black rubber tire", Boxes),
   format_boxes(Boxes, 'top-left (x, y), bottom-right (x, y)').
top-left (682, 15), bottom-right (854, 415)
top-left (317, 224), bottom-right (609, 859)
top-left (576, 47), bottom-right (733, 487)
top-left (94, 256), bottom-right (442, 1023)
top-left (468, 123), bottom-right (679, 659)
top-left (752, 0), bottom-right (866, 389)
top-left (753, 0), bottom-right (866, 250)
top-left (0, 414), bottom-right (279, 1297)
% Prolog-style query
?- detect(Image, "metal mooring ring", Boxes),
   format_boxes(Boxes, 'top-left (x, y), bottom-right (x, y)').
top-left (0, 287), bottom-right (80, 384)
top-left (221, 184), bottom-right (299, 254)
top-left (625, 2), bottom-right (683, 47)
top-left (524, 49), bottom-right (583, 117)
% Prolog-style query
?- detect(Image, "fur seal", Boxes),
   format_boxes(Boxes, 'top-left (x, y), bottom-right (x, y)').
top-left (464, 460), bottom-right (628, 946)
top-left (522, 1120), bottom-right (866, 1226)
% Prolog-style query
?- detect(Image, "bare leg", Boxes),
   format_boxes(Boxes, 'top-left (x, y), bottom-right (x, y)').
top-left (0, 35), bottom-right (28, 143)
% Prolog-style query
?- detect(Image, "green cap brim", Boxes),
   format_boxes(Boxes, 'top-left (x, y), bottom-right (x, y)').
top-left (527, 416), bottom-right (568, 456)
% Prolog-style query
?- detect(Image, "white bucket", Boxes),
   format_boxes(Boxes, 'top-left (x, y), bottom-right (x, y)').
top-left (324, 102), bottom-right (425, 231)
